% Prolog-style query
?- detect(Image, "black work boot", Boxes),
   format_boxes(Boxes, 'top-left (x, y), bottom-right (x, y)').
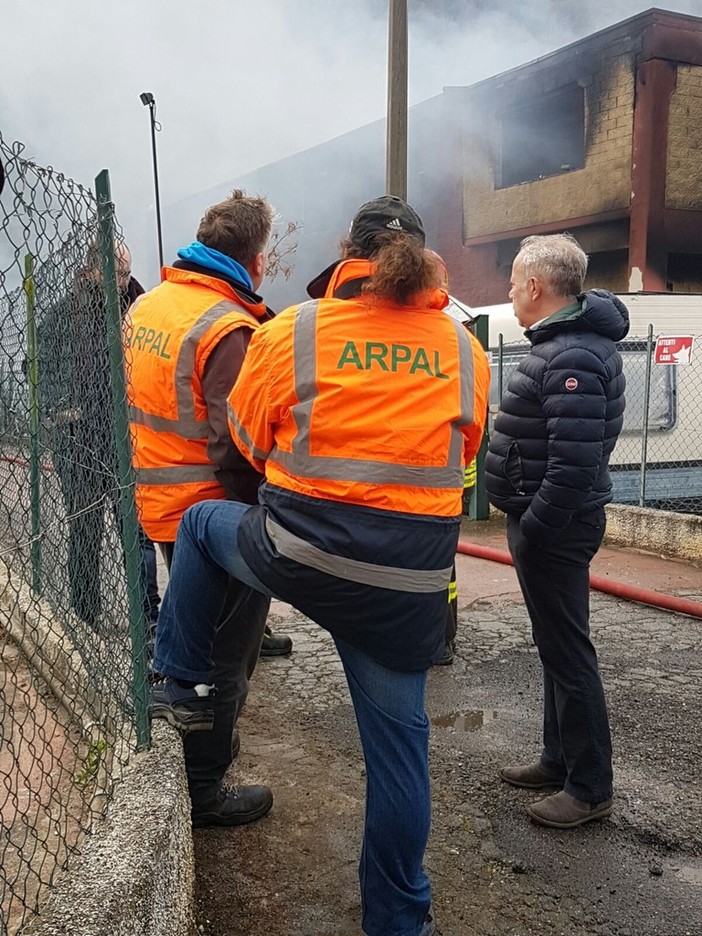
top-left (434, 640), bottom-right (455, 666)
top-left (150, 678), bottom-right (216, 732)
top-left (259, 625), bottom-right (293, 657)
top-left (190, 783), bottom-right (273, 828)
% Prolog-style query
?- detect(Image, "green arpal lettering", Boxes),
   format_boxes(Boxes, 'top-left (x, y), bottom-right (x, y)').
top-left (409, 347), bottom-right (433, 376)
top-left (366, 342), bottom-right (389, 371)
top-left (150, 331), bottom-right (163, 356)
top-left (132, 325), bottom-right (147, 349)
top-left (159, 333), bottom-right (172, 360)
top-left (143, 327), bottom-right (156, 350)
top-left (433, 350), bottom-right (449, 380)
top-left (337, 341), bottom-right (363, 370)
top-left (391, 344), bottom-right (411, 371)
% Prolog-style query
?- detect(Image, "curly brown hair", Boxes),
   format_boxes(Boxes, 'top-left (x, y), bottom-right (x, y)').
top-left (342, 233), bottom-right (442, 305)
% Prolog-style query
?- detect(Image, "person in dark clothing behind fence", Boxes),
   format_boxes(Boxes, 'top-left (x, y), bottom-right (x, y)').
top-left (485, 233), bottom-right (628, 829)
top-left (37, 242), bottom-right (160, 635)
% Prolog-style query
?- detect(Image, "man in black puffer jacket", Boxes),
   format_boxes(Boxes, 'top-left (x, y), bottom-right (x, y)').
top-left (486, 233), bottom-right (628, 829)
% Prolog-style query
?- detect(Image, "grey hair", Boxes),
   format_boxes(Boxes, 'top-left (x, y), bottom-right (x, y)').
top-left (517, 233), bottom-right (588, 298)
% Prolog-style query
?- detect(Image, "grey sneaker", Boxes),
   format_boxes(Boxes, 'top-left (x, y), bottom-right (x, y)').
top-left (500, 762), bottom-right (566, 790)
top-left (526, 790), bottom-right (613, 828)
top-left (151, 677), bottom-right (216, 732)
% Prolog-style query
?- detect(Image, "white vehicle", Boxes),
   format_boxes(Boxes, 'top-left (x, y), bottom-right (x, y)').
top-left (471, 293), bottom-right (702, 511)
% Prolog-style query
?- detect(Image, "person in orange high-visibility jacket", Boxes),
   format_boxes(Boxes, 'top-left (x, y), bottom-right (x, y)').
top-left (128, 190), bottom-right (289, 829)
top-left (150, 196), bottom-right (490, 936)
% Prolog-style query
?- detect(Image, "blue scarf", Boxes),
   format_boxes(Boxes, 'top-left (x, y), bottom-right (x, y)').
top-left (177, 241), bottom-right (254, 291)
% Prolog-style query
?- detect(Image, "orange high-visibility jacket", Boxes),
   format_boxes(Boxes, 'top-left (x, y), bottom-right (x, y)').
top-left (228, 276), bottom-right (490, 518)
top-left (127, 266), bottom-right (267, 541)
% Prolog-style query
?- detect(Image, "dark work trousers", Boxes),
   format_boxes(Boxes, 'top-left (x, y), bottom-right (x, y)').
top-left (159, 540), bottom-right (270, 798)
top-left (53, 423), bottom-right (160, 630)
top-left (506, 510), bottom-right (613, 805)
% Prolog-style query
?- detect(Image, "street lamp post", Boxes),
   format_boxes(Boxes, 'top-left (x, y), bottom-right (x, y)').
top-left (139, 91), bottom-right (164, 271)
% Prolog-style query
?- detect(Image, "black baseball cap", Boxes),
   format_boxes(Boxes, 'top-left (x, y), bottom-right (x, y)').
top-left (349, 195), bottom-right (425, 253)
top-left (305, 195), bottom-right (426, 299)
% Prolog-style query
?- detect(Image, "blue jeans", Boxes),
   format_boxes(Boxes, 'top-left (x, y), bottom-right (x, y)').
top-left (153, 500), bottom-right (433, 936)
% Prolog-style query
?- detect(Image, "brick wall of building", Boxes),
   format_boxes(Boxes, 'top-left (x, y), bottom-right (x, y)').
top-left (666, 64), bottom-right (702, 210)
top-left (463, 38), bottom-right (638, 239)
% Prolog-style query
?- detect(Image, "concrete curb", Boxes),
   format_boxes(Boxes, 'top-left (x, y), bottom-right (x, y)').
top-left (605, 503), bottom-right (702, 563)
top-left (23, 720), bottom-right (193, 936)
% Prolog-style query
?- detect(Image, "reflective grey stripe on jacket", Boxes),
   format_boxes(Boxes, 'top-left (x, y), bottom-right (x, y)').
top-left (130, 299), bottom-right (259, 440)
top-left (135, 464), bottom-right (219, 485)
top-left (265, 515), bottom-right (452, 592)
top-left (447, 316), bottom-right (478, 467)
top-left (227, 399), bottom-right (271, 463)
top-left (265, 300), bottom-right (474, 488)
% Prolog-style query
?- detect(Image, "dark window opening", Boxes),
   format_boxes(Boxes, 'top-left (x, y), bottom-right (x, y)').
top-left (499, 84), bottom-right (585, 188)
top-left (667, 253), bottom-right (702, 293)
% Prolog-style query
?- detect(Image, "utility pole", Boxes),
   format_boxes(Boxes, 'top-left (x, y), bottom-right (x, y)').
top-left (386, 0), bottom-right (408, 199)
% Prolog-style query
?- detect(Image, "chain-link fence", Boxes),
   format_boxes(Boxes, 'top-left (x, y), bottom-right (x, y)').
top-left (491, 331), bottom-right (702, 515)
top-left (0, 134), bottom-right (150, 935)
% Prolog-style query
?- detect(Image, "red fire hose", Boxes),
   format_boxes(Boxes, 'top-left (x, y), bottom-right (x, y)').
top-left (456, 539), bottom-right (702, 620)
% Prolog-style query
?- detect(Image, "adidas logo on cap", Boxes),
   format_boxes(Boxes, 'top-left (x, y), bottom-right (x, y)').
top-left (385, 218), bottom-right (404, 231)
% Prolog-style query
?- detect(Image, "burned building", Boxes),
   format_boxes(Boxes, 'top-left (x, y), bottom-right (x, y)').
top-left (441, 6), bottom-right (702, 305)
top-left (169, 8), bottom-right (702, 310)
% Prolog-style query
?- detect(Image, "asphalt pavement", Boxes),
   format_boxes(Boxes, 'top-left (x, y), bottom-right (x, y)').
top-left (192, 516), bottom-right (702, 936)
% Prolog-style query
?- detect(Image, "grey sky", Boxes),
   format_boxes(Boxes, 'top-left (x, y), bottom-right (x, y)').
top-left (2, 1), bottom-right (701, 285)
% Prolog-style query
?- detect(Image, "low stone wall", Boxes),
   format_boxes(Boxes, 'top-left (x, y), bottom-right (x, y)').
top-left (605, 504), bottom-right (702, 563)
top-left (23, 721), bottom-right (193, 936)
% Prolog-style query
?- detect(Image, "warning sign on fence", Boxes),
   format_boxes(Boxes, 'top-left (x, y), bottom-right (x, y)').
top-left (654, 335), bottom-right (694, 365)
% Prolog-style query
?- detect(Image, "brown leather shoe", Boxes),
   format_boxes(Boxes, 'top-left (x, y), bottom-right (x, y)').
top-left (500, 762), bottom-right (566, 790)
top-left (526, 790), bottom-right (613, 828)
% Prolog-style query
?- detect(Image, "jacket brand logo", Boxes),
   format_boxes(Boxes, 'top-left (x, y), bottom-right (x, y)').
top-left (385, 218), bottom-right (403, 231)
top-left (565, 377), bottom-right (578, 391)
top-left (130, 326), bottom-right (172, 359)
top-left (336, 341), bottom-right (449, 379)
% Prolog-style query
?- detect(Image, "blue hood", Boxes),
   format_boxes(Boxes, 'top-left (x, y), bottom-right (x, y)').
top-left (176, 241), bottom-right (254, 291)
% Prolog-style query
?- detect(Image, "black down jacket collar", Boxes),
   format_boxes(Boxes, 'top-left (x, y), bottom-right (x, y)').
top-left (527, 289), bottom-right (630, 345)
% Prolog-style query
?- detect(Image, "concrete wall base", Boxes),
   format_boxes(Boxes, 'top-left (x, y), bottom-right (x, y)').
top-left (604, 504), bottom-right (702, 563)
top-left (23, 721), bottom-right (193, 936)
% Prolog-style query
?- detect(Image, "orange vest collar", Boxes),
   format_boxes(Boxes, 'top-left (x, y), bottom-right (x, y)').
top-left (163, 266), bottom-right (267, 319)
top-left (324, 261), bottom-right (449, 312)
top-left (323, 259), bottom-right (374, 298)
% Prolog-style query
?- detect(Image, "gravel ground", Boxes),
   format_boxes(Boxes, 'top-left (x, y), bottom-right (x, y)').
top-left (193, 543), bottom-right (702, 936)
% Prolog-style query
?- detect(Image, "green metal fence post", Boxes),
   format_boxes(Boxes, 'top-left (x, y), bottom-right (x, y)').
top-left (638, 323), bottom-right (654, 507)
top-left (24, 253), bottom-right (42, 594)
top-left (468, 313), bottom-right (490, 521)
top-left (95, 169), bottom-right (150, 749)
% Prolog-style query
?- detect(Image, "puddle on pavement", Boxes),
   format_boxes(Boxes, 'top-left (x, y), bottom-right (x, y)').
top-left (431, 709), bottom-right (498, 731)
top-left (676, 865), bottom-right (702, 887)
